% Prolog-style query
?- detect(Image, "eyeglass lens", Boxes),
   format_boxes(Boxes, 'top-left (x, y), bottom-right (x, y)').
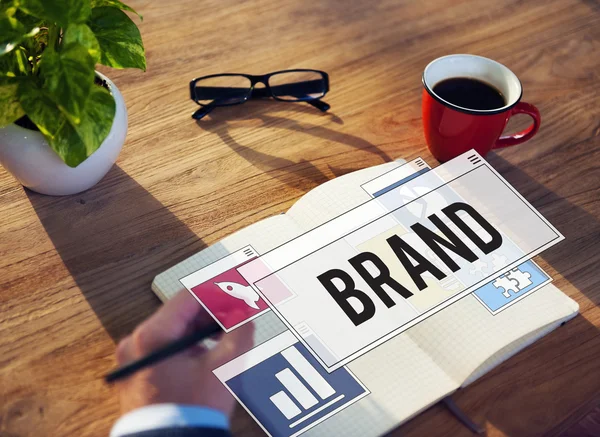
top-left (268, 71), bottom-right (327, 101)
top-left (194, 75), bottom-right (252, 106)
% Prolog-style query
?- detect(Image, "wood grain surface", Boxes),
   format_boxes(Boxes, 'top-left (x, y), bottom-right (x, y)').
top-left (1, 0), bottom-right (599, 436)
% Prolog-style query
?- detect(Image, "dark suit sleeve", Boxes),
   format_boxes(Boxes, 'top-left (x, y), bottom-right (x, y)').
top-left (119, 427), bottom-right (231, 437)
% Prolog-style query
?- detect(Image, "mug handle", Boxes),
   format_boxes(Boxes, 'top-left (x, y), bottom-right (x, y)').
top-left (493, 102), bottom-right (541, 148)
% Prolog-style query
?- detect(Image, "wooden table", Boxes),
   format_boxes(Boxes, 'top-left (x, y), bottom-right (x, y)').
top-left (1, 0), bottom-right (599, 435)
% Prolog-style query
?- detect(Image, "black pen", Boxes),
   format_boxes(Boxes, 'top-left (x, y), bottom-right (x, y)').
top-left (104, 322), bottom-right (222, 383)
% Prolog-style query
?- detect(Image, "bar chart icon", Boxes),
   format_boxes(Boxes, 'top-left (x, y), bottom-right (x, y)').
top-left (214, 331), bottom-right (369, 437)
top-left (268, 346), bottom-right (343, 428)
top-left (275, 368), bottom-right (319, 411)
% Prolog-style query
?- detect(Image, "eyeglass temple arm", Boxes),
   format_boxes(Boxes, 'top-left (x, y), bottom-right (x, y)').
top-left (192, 103), bottom-right (215, 120)
top-left (307, 99), bottom-right (330, 112)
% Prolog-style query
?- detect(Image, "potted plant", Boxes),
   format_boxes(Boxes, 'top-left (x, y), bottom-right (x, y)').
top-left (0, 0), bottom-right (145, 195)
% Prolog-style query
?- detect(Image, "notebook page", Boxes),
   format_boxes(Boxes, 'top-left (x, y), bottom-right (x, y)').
top-left (462, 302), bottom-right (577, 386)
top-left (407, 282), bottom-right (578, 386)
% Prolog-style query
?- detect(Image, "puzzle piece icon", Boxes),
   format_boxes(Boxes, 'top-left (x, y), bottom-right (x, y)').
top-left (493, 276), bottom-right (520, 298)
top-left (469, 259), bottom-right (488, 277)
top-left (491, 253), bottom-right (508, 270)
top-left (507, 268), bottom-right (532, 289)
top-left (492, 267), bottom-right (533, 298)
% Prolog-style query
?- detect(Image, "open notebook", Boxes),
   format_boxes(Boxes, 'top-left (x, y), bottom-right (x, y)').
top-left (152, 157), bottom-right (579, 437)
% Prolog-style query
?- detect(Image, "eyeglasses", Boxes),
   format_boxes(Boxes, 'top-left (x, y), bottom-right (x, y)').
top-left (189, 69), bottom-right (330, 120)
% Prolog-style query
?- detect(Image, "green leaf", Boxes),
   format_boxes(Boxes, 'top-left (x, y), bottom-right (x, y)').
top-left (0, 12), bottom-right (39, 56)
top-left (90, 7), bottom-right (146, 71)
top-left (19, 79), bottom-right (116, 167)
top-left (63, 23), bottom-right (100, 63)
top-left (0, 46), bottom-right (29, 76)
top-left (19, 0), bottom-right (91, 27)
top-left (90, 0), bottom-right (142, 20)
top-left (69, 85), bottom-right (115, 157)
top-left (0, 77), bottom-right (25, 126)
top-left (41, 42), bottom-right (95, 124)
top-left (0, 0), bottom-right (18, 16)
top-left (14, 8), bottom-right (46, 29)
top-left (18, 78), bottom-right (66, 139)
top-left (50, 86), bottom-right (115, 167)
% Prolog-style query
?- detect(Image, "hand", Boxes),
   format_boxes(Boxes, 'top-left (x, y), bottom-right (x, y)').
top-left (115, 291), bottom-right (254, 416)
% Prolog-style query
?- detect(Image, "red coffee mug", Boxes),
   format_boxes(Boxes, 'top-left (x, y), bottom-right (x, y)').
top-left (422, 54), bottom-right (541, 162)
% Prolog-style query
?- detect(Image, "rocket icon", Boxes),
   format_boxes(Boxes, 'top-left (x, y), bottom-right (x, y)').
top-left (215, 281), bottom-right (261, 309)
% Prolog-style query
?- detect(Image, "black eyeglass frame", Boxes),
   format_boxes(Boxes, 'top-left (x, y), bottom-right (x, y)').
top-left (189, 69), bottom-right (330, 119)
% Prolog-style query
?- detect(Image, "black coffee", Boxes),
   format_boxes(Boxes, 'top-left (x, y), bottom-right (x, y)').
top-left (433, 77), bottom-right (505, 110)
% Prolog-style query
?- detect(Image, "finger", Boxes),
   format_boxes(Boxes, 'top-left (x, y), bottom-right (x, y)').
top-left (116, 335), bottom-right (134, 365)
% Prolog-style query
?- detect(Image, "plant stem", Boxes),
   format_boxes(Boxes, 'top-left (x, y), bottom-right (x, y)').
top-left (31, 56), bottom-right (40, 75)
top-left (48, 24), bottom-right (60, 51)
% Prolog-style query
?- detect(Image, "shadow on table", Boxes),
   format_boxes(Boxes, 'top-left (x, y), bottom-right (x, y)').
top-left (26, 165), bottom-right (207, 342)
top-left (195, 100), bottom-right (393, 189)
top-left (473, 154), bottom-right (600, 436)
top-left (487, 153), bottom-right (600, 306)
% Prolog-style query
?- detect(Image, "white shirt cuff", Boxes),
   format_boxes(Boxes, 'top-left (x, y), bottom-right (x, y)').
top-left (110, 404), bottom-right (229, 437)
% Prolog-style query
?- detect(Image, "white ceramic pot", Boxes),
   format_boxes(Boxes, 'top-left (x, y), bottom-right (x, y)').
top-left (0, 71), bottom-right (127, 196)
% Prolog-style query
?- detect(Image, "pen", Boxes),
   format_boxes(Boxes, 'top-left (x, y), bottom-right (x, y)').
top-left (104, 322), bottom-right (222, 383)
